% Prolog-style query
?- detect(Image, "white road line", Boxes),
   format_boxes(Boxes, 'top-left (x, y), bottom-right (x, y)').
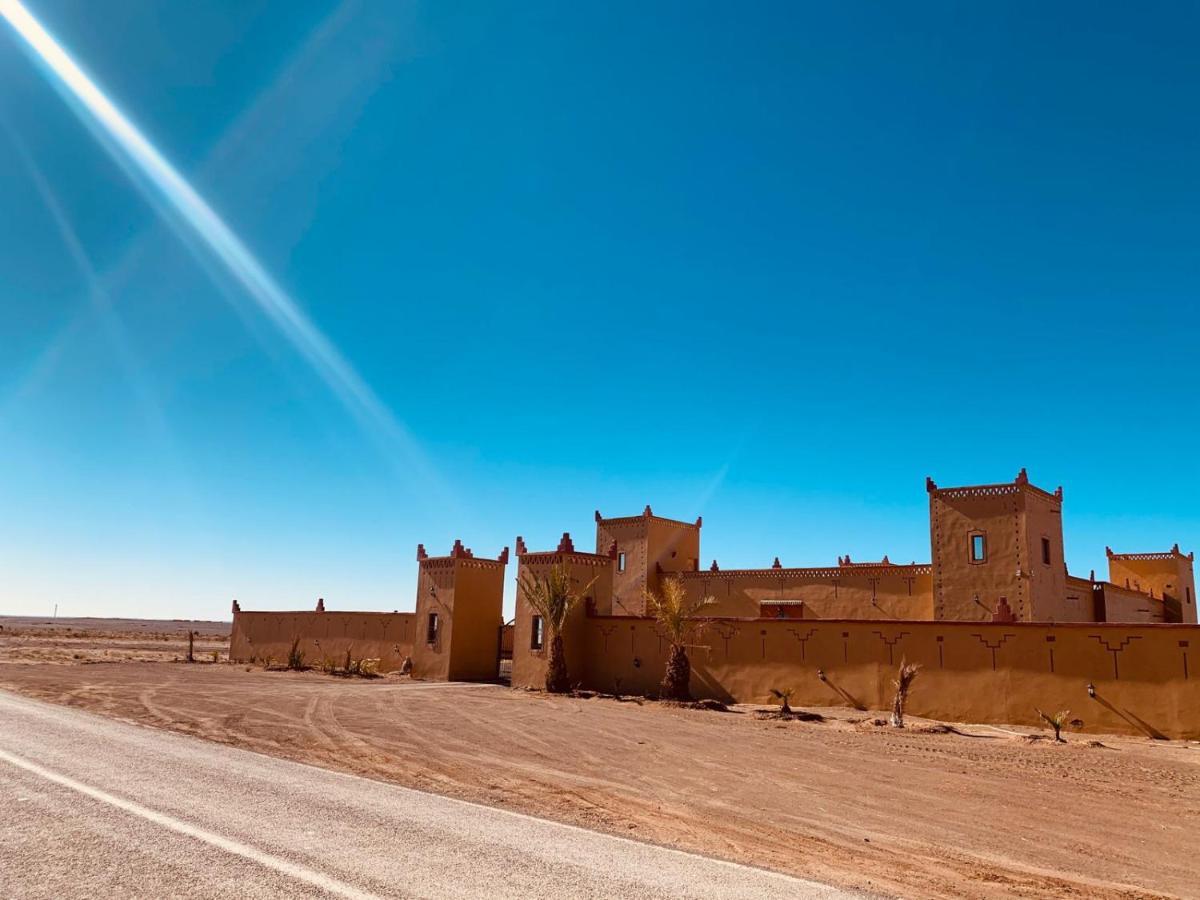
top-left (0, 747), bottom-right (384, 900)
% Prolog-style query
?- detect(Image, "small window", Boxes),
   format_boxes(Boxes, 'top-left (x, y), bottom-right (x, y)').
top-left (530, 615), bottom-right (544, 651)
top-left (426, 612), bottom-right (439, 644)
top-left (617, 551), bottom-right (626, 573)
top-left (1041, 537), bottom-right (1051, 566)
top-left (969, 533), bottom-right (987, 563)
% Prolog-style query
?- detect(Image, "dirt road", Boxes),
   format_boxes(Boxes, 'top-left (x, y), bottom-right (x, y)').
top-left (0, 690), bottom-right (848, 899)
top-left (0, 656), bottom-right (1194, 898)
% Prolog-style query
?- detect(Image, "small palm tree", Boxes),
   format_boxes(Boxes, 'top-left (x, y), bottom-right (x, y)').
top-left (770, 687), bottom-right (795, 716)
top-left (889, 658), bottom-right (921, 727)
top-left (645, 578), bottom-right (715, 701)
top-left (519, 565), bottom-right (596, 693)
top-left (1036, 708), bottom-right (1071, 742)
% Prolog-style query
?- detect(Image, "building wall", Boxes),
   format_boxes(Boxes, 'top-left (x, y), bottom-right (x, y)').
top-left (447, 559), bottom-right (507, 680)
top-left (412, 551), bottom-right (506, 682)
top-left (230, 610), bottom-right (417, 672)
top-left (512, 549), bottom-right (615, 690)
top-left (1098, 581), bottom-right (1165, 624)
top-left (676, 565), bottom-right (934, 620)
top-left (1108, 550), bottom-right (1197, 624)
top-left (512, 615), bottom-right (1200, 740)
top-left (1021, 486), bottom-right (1069, 620)
top-left (596, 511), bottom-right (700, 616)
top-left (929, 473), bottom-right (1064, 622)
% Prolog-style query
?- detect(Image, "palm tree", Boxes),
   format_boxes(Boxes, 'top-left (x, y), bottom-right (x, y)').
top-left (645, 578), bottom-right (715, 701)
top-left (1036, 708), bottom-right (1071, 742)
top-left (769, 687), bottom-right (795, 716)
top-left (889, 658), bottom-right (921, 727)
top-left (518, 565), bottom-right (595, 693)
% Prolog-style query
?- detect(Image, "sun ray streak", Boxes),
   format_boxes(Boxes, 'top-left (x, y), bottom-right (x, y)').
top-left (0, 0), bottom-right (429, 479)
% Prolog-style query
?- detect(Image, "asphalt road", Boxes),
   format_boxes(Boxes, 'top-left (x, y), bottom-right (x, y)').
top-left (0, 690), bottom-right (857, 899)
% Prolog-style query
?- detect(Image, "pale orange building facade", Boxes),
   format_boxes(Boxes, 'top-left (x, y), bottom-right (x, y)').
top-left (230, 469), bottom-right (1199, 737)
top-left (573, 469), bottom-right (1194, 626)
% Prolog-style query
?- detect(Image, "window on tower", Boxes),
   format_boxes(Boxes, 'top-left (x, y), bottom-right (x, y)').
top-left (969, 533), bottom-right (987, 563)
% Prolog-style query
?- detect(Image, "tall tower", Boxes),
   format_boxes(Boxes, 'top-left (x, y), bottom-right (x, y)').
top-left (412, 540), bottom-right (507, 681)
top-left (594, 507), bottom-right (701, 615)
top-left (928, 469), bottom-right (1067, 622)
top-left (1106, 545), bottom-right (1197, 624)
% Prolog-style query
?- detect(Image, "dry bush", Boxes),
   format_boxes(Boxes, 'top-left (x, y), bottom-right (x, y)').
top-left (890, 659), bottom-right (921, 728)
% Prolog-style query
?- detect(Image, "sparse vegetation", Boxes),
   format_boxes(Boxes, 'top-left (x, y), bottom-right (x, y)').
top-left (210, 649), bottom-right (219, 664)
top-left (286, 638), bottom-right (306, 670)
top-left (770, 687), bottom-right (795, 715)
top-left (889, 658), bottom-right (921, 728)
top-left (518, 564), bottom-right (596, 693)
top-left (644, 577), bottom-right (715, 701)
top-left (1036, 708), bottom-right (1071, 743)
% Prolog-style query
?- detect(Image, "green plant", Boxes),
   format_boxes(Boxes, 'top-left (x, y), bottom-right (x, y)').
top-left (1036, 708), bottom-right (1071, 742)
top-left (286, 637), bottom-right (305, 670)
top-left (889, 658), bottom-right (921, 727)
top-left (517, 565), bottom-right (596, 693)
top-left (770, 687), bottom-right (795, 716)
top-left (644, 578), bottom-right (715, 701)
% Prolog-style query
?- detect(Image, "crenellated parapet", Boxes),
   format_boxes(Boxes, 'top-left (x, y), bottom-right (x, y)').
top-left (677, 562), bottom-right (933, 580)
top-left (417, 540), bottom-right (510, 571)
top-left (927, 468), bottom-right (1062, 503)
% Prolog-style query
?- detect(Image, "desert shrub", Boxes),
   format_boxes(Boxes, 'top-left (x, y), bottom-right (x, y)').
top-left (210, 649), bottom-right (219, 664)
top-left (286, 638), bottom-right (306, 670)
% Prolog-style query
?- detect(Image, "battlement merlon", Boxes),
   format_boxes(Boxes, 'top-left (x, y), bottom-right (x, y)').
top-left (594, 508), bottom-right (703, 530)
top-left (1106, 544), bottom-right (1194, 563)
top-left (926, 467), bottom-right (1063, 503)
top-left (416, 540), bottom-right (509, 566)
top-left (514, 532), bottom-right (618, 567)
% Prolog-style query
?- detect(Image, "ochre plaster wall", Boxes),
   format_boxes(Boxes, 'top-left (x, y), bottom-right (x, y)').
top-left (230, 611), bottom-right (416, 672)
top-left (1108, 552), bottom-right (1197, 624)
top-left (596, 512), bottom-right (700, 616)
top-left (513, 616), bottom-right (1200, 740)
top-left (677, 566), bottom-right (934, 620)
top-left (512, 549), bottom-right (615, 690)
top-left (929, 479), bottom-right (1049, 621)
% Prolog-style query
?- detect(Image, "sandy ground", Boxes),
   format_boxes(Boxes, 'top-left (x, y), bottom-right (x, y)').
top-left (0, 618), bottom-right (1196, 899)
top-left (0, 616), bottom-right (228, 665)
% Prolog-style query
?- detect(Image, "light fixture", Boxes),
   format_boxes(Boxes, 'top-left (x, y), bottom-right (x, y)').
top-left (817, 668), bottom-right (827, 682)
top-left (1087, 682), bottom-right (1096, 699)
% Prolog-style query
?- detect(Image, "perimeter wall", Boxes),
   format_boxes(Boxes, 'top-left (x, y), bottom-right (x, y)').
top-left (538, 616), bottom-right (1200, 740)
top-left (230, 611), bottom-right (417, 672)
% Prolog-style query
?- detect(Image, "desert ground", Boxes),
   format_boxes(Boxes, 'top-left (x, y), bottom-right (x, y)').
top-left (0, 617), bottom-right (1196, 899)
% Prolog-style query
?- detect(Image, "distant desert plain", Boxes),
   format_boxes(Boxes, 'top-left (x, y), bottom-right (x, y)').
top-left (0, 615), bottom-right (1196, 899)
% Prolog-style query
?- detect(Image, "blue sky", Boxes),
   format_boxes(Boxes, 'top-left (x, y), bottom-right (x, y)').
top-left (0, 1), bottom-right (1196, 621)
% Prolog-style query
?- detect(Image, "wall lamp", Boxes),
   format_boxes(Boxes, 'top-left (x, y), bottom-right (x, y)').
top-left (817, 668), bottom-right (827, 682)
top-left (1087, 682), bottom-right (1096, 699)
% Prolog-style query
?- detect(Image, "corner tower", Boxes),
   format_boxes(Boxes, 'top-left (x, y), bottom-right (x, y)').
top-left (1107, 545), bottom-right (1196, 624)
top-left (412, 540), bottom-right (508, 681)
top-left (594, 507), bottom-right (701, 615)
top-left (928, 469), bottom-right (1067, 622)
